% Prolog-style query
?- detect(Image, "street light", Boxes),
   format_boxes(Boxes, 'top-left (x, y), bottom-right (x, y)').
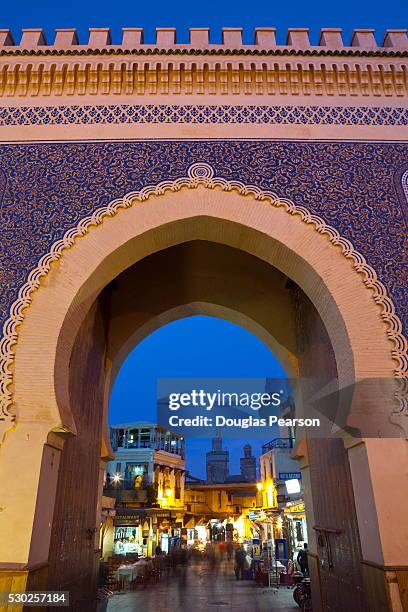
top-left (111, 473), bottom-right (123, 485)
top-left (285, 479), bottom-right (301, 494)
top-left (256, 482), bottom-right (263, 491)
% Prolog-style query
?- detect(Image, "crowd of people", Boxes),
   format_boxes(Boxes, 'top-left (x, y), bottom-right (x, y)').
top-left (154, 540), bottom-right (309, 582)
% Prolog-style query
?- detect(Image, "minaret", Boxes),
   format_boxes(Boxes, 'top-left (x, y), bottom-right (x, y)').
top-left (240, 444), bottom-right (257, 482)
top-left (212, 434), bottom-right (222, 451)
top-left (206, 435), bottom-right (229, 483)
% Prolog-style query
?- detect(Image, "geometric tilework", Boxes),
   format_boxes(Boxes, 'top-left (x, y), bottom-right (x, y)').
top-left (0, 105), bottom-right (407, 126)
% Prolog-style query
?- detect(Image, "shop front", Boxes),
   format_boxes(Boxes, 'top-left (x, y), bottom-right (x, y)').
top-left (249, 509), bottom-right (281, 546)
top-left (150, 510), bottom-right (185, 553)
top-left (184, 518), bottom-right (209, 551)
top-left (283, 500), bottom-right (308, 562)
top-left (207, 514), bottom-right (253, 543)
top-left (113, 508), bottom-right (147, 557)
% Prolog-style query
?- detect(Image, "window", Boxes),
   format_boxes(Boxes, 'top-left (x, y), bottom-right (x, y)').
top-left (235, 505), bottom-right (240, 514)
top-left (163, 432), bottom-right (172, 451)
top-left (118, 430), bottom-right (125, 447)
top-left (140, 428), bottom-right (151, 447)
top-left (124, 463), bottom-right (147, 488)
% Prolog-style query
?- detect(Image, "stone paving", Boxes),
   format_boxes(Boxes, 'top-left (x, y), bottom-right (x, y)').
top-left (106, 561), bottom-right (300, 612)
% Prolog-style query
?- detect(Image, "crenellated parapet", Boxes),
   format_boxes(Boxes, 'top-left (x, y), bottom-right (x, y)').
top-left (0, 26), bottom-right (407, 51)
top-left (0, 27), bottom-right (406, 98)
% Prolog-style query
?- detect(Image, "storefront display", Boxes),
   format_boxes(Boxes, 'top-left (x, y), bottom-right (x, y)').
top-left (284, 501), bottom-right (308, 556)
top-left (113, 526), bottom-right (141, 555)
top-left (160, 533), bottom-right (169, 553)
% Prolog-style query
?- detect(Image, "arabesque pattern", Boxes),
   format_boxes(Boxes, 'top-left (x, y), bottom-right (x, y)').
top-left (0, 162), bottom-right (407, 432)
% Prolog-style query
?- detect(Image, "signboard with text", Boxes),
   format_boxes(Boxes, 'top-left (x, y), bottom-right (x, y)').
top-left (278, 472), bottom-right (302, 480)
top-left (284, 503), bottom-right (305, 514)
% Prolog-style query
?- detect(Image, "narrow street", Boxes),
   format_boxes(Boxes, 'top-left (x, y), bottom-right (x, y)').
top-left (106, 560), bottom-right (299, 611)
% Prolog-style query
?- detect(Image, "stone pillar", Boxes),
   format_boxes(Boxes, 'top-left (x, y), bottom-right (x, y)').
top-left (347, 438), bottom-right (408, 611)
top-left (0, 425), bottom-right (62, 590)
top-left (147, 457), bottom-right (154, 484)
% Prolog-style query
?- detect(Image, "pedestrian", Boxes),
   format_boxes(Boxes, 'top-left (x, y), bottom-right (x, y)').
top-left (297, 543), bottom-right (309, 576)
top-left (176, 544), bottom-right (189, 604)
top-left (226, 541), bottom-right (233, 561)
top-left (234, 545), bottom-right (246, 580)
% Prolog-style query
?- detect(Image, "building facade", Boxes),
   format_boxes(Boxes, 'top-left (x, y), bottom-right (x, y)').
top-left (184, 481), bottom-right (258, 546)
top-left (108, 422), bottom-right (185, 498)
top-left (0, 25), bottom-right (406, 612)
top-left (258, 437), bottom-right (307, 561)
top-left (105, 422), bottom-right (186, 556)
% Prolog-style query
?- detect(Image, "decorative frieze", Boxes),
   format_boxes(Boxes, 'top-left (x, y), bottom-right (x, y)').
top-left (0, 58), bottom-right (406, 98)
top-left (0, 104), bottom-right (406, 126)
top-left (0, 27), bottom-right (406, 98)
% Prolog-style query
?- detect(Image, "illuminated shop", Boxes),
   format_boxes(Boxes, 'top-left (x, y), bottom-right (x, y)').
top-left (113, 509), bottom-right (146, 556)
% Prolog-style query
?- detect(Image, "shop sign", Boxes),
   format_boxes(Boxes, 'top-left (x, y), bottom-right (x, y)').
top-left (114, 508), bottom-right (145, 527)
top-left (114, 515), bottom-right (141, 526)
top-left (155, 512), bottom-right (171, 519)
top-left (278, 472), bottom-right (302, 480)
top-left (248, 511), bottom-right (261, 520)
top-left (284, 502), bottom-right (305, 514)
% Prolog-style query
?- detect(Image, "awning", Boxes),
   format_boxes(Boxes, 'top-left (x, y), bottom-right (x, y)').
top-left (183, 514), bottom-right (195, 528)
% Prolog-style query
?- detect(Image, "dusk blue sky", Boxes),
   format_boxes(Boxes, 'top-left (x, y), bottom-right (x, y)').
top-left (1, 0), bottom-right (406, 45)
top-left (110, 316), bottom-right (286, 478)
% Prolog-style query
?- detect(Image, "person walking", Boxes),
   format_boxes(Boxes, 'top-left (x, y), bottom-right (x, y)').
top-left (234, 545), bottom-right (246, 580)
top-left (297, 543), bottom-right (309, 576)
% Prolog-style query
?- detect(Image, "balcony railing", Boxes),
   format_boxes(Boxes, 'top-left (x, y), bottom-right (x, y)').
top-left (112, 439), bottom-right (185, 458)
top-left (262, 438), bottom-right (295, 453)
